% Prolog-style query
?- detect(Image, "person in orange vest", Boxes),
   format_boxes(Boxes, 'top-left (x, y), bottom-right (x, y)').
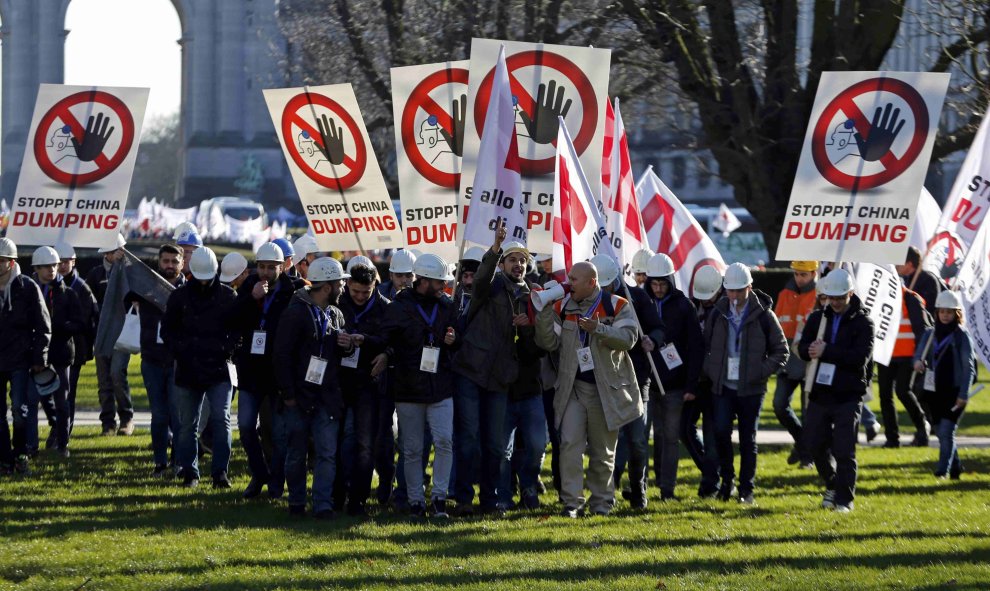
top-left (773, 260), bottom-right (819, 468)
top-left (876, 286), bottom-right (932, 448)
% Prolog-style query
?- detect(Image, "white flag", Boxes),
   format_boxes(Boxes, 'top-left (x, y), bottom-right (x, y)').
top-left (924, 110), bottom-right (990, 280)
top-left (854, 262), bottom-right (903, 366)
top-left (637, 166), bottom-right (725, 293)
top-left (602, 98), bottom-right (649, 281)
top-left (712, 203), bottom-right (742, 237)
top-left (954, 218), bottom-right (990, 370)
top-left (460, 46), bottom-right (527, 248)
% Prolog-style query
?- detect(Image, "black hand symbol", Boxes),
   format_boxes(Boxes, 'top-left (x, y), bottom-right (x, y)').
top-left (439, 93), bottom-right (466, 157)
top-left (71, 113), bottom-right (115, 162)
top-left (854, 103), bottom-right (905, 162)
top-left (518, 81), bottom-right (572, 145)
top-left (316, 115), bottom-right (346, 165)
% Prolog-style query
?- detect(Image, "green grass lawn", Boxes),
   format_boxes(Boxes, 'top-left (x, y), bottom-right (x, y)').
top-left (1, 428), bottom-right (988, 590)
top-left (72, 355), bottom-right (990, 437)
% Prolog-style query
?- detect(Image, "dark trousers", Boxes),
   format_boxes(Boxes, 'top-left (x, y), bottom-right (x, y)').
top-left (541, 388), bottom-right (561, 492)
top-left (680, 384), bottom-right (720, 494)
top-left (877, 359), bottom-right (929, 442)
top-left (68, 362), bottom-right (85, 432)
top-left (374, 386), bottom-right (396, 504)
top-left (334, 385), bottom-right (383, 511)
top-left (713, 388), bottom-right (764, 496)
top-left (804, 399), bottom-right (862, 506)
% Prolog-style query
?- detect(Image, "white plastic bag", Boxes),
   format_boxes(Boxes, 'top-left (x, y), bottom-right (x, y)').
top-left (114, 303), bottom-right (142, 354)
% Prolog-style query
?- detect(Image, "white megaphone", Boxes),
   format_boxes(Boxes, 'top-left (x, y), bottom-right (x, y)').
top-left (531, 280), bottom-right (567, 312)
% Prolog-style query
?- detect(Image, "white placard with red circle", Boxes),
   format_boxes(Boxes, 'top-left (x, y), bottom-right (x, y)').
top-left (459, 39), bottom-right (611, 255)
top-left (264, 84), bottom-right (402, 252)
top-left (776, 71), bottom-right (949, 264)
top-left (390, 61), bottom-right (468, 261)
top-left (7, 84), bottom-right (148, 248)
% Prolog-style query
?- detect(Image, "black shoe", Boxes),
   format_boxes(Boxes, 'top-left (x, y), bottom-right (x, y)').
top-left (865, 424), bottom-right (880, 442)
top-left (101, 425), bottom-right (117, 437)
top-left (452, 502), bottom-right (474, 517)
top-left (698, 485), bottom-right (718, 499)
top-left (409, 502), bottom-right (427, 517)
top-left (45, 430), bottom-right (57, 450)
top-left (620, 488), bottom-right (633, 501)
top-left (183, 476), bottom-right (200, 488)
top-left (786, 448), bottom-right (800, 465)
top-left (14, 455), bottom-right (30, 475)
top-left (212, 474), bottom-right (232, 489)
top-left (911, 433), bottom-right (930, 447)
top-left (56, 448), bottom-right (70, 460)
top-left (560, 506), bottom-right (579, 519)
top-left (152, 464), bottom-right (169, 479)
top-left (243, 477), bottom-right (265, 499)
top-left (431, 498), bottom-right (450, 518)
top-left (536, 479), bottom-right (547, 494)
top-left (659, 491), bottom-right (679, 502)
top-left (0, 464), bottom-right (13, 476)
top-left (716, 484), bottom-right (736, 502)
top-left (882, 439), bottom-right (901, 449)
top-left (478, 503), bottom-right (508, 517)
top-left (739, 493), bottom-right (755, 505)
top-left (950, 463), bottom-right (963, 480)
top-left (520, 492), bottom-right (541, 510)
top-left (346, 503), bottom-right (368, 517)
top-left (288, 505), bottom-right (306, 517)
top-left (314, 509), bottom-right (336, 520)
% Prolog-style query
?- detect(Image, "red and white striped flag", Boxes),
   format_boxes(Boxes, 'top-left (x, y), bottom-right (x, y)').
top-left (637, 166), bottom-right (725, 294)
top-left (601, 98), bottom-right (649, 281)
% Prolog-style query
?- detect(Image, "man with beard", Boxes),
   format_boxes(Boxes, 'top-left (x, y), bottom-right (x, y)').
top-left (380, 250), bottom-right (416, 299)
top-left (454, 247), bottom-right (485, 316)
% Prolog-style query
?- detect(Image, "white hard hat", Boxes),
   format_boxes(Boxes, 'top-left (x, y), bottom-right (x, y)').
top-left (389, 249), bottom-right (417, 273)
top-left (172, 221), bottom-right (198, 242)
top-left (534, 253), bottom-right (552, 263)
top-left (501, 241), bottom-right (529, 259)
top-left (97, 233), bottom-right (127, 254)
top-left (189, 247), bottom-right (219, 281)
top-left (722, 262), bottom-right (753, 290)
top-left (0, 237), bottom-right (17, 259)
top-left (589, 253), bottom-right (621, 287)
top-left (346, 255), bottom-right (375, 273)
top-left (462, 246), bottom-right (486, 263)
top-left (413, 253), bottom-right (454, 281)
top-left (219, 252), bottom-right (248, 283)
top-left (308, 257), bottom-right (349, 282)
top-left (54, 241), bottom-right (76, 260)
top-left (647, 253), bottom-right (675, 278)
top-left (292, 235), bottom-right (318, 264)
top-left (692, 265), bottom-right (723, 301)
top-left (822, 268), bottom-right (855, 297)
top-left (31, 246), bottom-right (60, 267)
top-left (935, 290), bottom-right (962, 310)
top-left (175, 228), bottom-right (203, 248)
top-left (255, 242), bottom-right (284, 263)
top-left (631, 248), bottom-right (655, 274)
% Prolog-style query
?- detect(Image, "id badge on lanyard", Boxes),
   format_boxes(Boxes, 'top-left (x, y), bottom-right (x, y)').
top-left (660, 343), bottom-right (683, 369)
top-left (577, 347), bottom-right (595, 372)
top-left (251, 331), bottom-right (267, 355)
top-left (816, 362), bottom-right (836, 386)
top-left (341, 346), bottom-right (360, 368)
top-left (727, 357), bottom-right (740, 381)
top-left (924, 369), bottom-right (936, 392)
top-left (420, 347), bottom-right (440, 373)
top-left (306, 356), bottom-right (328, 384)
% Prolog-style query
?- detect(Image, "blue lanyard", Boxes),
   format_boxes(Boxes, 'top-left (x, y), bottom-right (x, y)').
top-left (830, 314), bottom-right (842, 344)
top-left (310, 305), bottom-right (332, 357)
top-left (933, 333), bottom-right (954, 367)
top-left (416, 302), bottom-right (438, 346)
top-left (70, 274), bottom-right (81, 289)
top-left (579, 291), bottom-right (604, 347)
top-left (728, 303), bottom-right (748, 354)
top-left (353, 291), bottom-right (377, 326)
top-left (260, 282), bottom-right (281, 329)
top-left (654, 295), bottom-right (670, 319)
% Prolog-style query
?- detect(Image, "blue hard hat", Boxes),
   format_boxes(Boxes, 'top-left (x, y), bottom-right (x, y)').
top-left (272, 238), bottom-right (294, 258)
top-left (176, 229), bottom-right (203, 247)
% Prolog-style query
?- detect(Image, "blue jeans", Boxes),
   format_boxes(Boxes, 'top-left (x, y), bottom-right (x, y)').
top-left (397, 398), bottom-right (454, 504)
top-left (141, 361), bottom-right (179, 466)
top-left (935, 418), bottom-right (961, 475)
top-left (96, 351), bottom-right (133, 428)
top-left (333, 387), bottom-right (383, 510)
top-left (175, 381), bottom-right (233, 479)
top-left (1, 370), bottom-right (31, 465)
top-left (453, 374), bottom-right (509, 507)
top-left (501, 395), bottom-right (548, 502)
top-left (651, 389), bottom-right (685, 495)
top-left (283, 405), bottom-right (339, 513)
top-left (860, 405), bottom-right (878, 432)
top-left (27, 366), bottom-right (70, 453)
top-left (713, 389), bottom-right (764, 496)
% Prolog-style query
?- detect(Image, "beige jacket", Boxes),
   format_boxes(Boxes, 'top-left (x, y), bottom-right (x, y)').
top-left (535, 286), bottom-right (642, 431)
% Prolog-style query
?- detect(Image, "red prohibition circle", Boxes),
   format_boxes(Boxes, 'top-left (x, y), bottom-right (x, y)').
top-left (811, 77), bottom-right (929, 191)
top-left (33, 90), bottom-right (135, 186)
top-left (474, 50), bottom-right (599, 177)
top-left (281, 93), bottom-right (367, 190)
top-left (401, 67), bottom-right (469, 189)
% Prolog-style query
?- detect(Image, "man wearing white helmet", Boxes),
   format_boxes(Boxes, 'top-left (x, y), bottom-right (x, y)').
top-left (162, 247), bottom-right (238, 488)
top-left (642, 253), bottom-right (704, 502)
top-left (28, 246), bottom-right (84, 459)
top-left (535, 259), bottom-right (643, 517)
top-left (630, 248), bottom-right (655, 287)
top-left (53, 241), bottom-right (99, 436)
top-left (380, 249), bottom-right (416, 300)
top-left (86, 233), bottom-right (135, 436)
top-left (0, 237), bottom-right (51, 475)
top-left (219, 253), bottom-right (250, 289)
top-left (230, 242), bottom-right (298, 499)
top-left (798, 268), bottom-right (875, 513)
top-left (273, 257), bottom-right (355, 518)
top-left (702, 262), bottom-right (787, 505)
top-left (289, 235), bottom-right (319, 281)
top-left (380, 252), bottom-right (458, 518)
top-left (454, 246), bottom-right (486, 315)
top-left (450, 222), bottom-right (535, 515)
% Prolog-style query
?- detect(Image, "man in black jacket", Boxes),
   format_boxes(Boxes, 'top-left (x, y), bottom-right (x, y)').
top-left (897, 246), bottom-right (945, 317)
top-left (450, 222), bottom-right (528, 515)
top-left (274, 257), bottom-right (355, 518)
top-left (232, 242), bottom-right (297, 499)
top-left (55, 242), bottom-right (98, 433)
top-left (162, 247), bottom-right (237, 488)
top-left (334, 263), bottom-right (391, 515)
top-left (0, 238), bottom-right (51, 475)
top-left (29, 246), bottom-right (83, 458)
top-left (136, 244), bottom-right (185, 477)
top-left (799, 268), bottom-right (875, 513)
top-left (86, 234), bottom-right (134, 436)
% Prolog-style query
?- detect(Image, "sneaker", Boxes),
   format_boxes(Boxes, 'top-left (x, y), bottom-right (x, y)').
top-left (520, 491), bottom-right (541, 510)
top-left (798, 461), bottom-right (815, 470)
top-left (314, 509), bottom-right (336, 520)
top-left (590, 507), bottom-right (610, 517)
top-left (478, 503), bottom-right (508, 517)
top-left (268, 485), bottom-right (284, 500)
top-left (118, 420), bottom-right (135, 436)
top-left (391, 498), bottom-right (411, 514)
top-left (738, 493), bottom-right (755, 505)
top-left (452, 502), bottom-right (474, 517)
top-left (152, 464), bottom-right (169, 479)
top-left (14, 455), bottom-right (30, 475)
top-left (45, 430), bottom-right (57, 450)
top-left (101, 425), bottom-right (117, 437)
top-left (288, 504), bottom-right (306, 518)
top-left (659, 490), bottom-right (679, 502)
top-left (882, 439), bottom-right (901, 449)
top-left (950, 464), bottom-right (963, 480)
top-left (431, 498), bottom-right (450, 518)
top-left (911, 433), bottom-right (930, 447)
top-left (716, 484), bottom-right (737, 502)
top-left (560, 506), bottom-right (579, 519)
top-left (536, 479), bottom-right (547, 494)
top-left (56, 448), bottom-right (70, 459)
top-left (835, 503), bottom-right (854, 513)
top-left (821, 489), bottom-right (836, 509)
top-left (787, 448), bottom-right (801, 465)
top-left (242, 477), bottom-right (265, 499)
top-left (865, 424), bottom-right (880, 442)
top-left (212, 473), bottom-right (232, 489)
top-left (934, 471), bottom-right (948, 480)
top-left (408, 502), bottom-right (427, 517)
top-left (183, 475), bottom-right (200, 488)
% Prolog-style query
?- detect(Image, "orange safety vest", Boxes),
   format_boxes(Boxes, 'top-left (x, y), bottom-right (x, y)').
top-left (892, 287), bottom-right (924, 358)
top-left (774, 284), bottom-right (817, 340)
top-left (553, 292), bottom-right (628, 323)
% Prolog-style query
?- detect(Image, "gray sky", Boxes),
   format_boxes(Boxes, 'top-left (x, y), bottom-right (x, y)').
top-left (64, 0), bottom-right (182, 127)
